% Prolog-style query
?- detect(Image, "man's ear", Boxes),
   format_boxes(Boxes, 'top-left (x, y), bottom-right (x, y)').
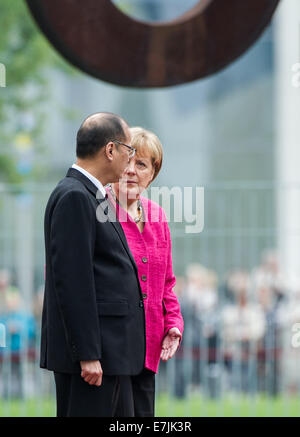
top-left (105, 142), bottom-right (114, 161)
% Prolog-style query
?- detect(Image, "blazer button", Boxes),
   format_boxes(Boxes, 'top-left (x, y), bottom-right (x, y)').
top-left (139, 300), bottom-right (144, 308)
top-left (142, 293), bottom-right (147, 299)
top-left (141, 275), bottom-right (147, 282)
top-left (142, 257), bottom-right (148, 263)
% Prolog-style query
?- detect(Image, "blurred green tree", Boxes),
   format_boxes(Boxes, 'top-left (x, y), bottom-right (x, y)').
top-left (0, 0), bottom-right (74, 184)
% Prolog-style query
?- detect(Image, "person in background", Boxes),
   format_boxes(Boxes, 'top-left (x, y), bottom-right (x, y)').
top-left (179, 263), bottom-right (219, 396)
top-left (0, 291), bottom-right (35, 398)
top-left (106, 127), bottom-right (184, 416)
top-left (221, 271), bottom-right (265, 393)
top-left (0, 269), bottom-right (18, 316)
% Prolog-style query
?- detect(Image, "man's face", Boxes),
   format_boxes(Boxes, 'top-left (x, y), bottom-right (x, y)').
top-left (114, 127), bottom-right (132, 180)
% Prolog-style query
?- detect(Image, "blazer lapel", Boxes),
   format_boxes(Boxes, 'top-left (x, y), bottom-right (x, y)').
top-left (97, 196), bottom-right (138, 275)
top-left (66, 168), bottom-right (139, 275)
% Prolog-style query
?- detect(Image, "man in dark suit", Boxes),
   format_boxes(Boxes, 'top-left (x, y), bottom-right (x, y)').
top-left (41, 112), bottom-right (146, 416)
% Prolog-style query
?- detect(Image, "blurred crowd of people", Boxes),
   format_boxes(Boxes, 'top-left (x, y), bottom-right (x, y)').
top-left (170, 249), bottom-right (300, 399)
top-left (1, 248), bottom-right (300, 400)
top-left (0, 270), bottom-right (41, 398)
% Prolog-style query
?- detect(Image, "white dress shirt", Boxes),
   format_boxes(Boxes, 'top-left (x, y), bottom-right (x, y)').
top-left (71, 164), bottom-right (106, 198)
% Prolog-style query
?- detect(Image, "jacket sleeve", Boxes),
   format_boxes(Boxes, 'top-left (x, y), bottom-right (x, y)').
top-left (162, 214), bottom-right (184, 342)
top-left (50, 190), bottom-right (102, 363)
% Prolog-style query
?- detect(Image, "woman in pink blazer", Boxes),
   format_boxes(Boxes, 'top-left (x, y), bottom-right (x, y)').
top-left (106, 127), bottom-right (184, 417)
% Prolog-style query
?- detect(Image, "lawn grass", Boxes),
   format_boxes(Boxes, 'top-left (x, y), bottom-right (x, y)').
top-left (0, 394), bottom-right (299, 417)
top-left (155, 393), bottom-right (300, 417)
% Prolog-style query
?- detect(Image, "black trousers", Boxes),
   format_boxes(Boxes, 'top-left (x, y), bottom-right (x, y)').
top-left (54, 367), bottom-right (155, 417)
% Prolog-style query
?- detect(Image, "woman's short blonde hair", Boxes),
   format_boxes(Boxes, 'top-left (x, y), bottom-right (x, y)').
top-left (130, 127), bottom-right (163, 182)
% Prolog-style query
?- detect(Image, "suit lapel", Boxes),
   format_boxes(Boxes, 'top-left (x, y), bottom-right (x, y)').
top-left (98, 199), bottom-right (139, 273)
top-left (66, 168), bottom-right (139, 275)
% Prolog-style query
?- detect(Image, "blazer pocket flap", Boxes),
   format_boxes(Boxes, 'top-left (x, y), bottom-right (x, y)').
top-left (97, 301), bottom-right (128, 316)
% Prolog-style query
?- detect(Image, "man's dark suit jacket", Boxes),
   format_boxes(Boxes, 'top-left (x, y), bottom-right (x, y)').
top-left (40, 168), bottom-right (146, 375)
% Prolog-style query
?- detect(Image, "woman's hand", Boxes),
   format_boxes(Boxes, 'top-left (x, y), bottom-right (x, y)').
top-left (160, 327), bottom-right (182, 362)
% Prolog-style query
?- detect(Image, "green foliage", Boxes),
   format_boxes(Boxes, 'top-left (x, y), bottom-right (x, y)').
top-left (0, 154), bottom-right (22, 184)
top-left (0, 0), bottom-right (74, 184)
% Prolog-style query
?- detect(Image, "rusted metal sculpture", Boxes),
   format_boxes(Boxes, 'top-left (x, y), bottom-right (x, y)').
top-left (25, 0), bottom-right (280, 88)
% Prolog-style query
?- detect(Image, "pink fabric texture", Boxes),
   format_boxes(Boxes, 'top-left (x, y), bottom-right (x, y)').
top-left (106, 187), bottom-right (184, 373)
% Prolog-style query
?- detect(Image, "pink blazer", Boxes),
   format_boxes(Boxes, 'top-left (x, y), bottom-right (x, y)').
top-left (106, 188), bottom-right (184, 373)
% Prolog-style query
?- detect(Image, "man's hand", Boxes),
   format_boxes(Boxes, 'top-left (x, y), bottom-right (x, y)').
top-left (80, 360), bottom-right (103, 386)
top-left (160, 327), bottom-right (182, 362)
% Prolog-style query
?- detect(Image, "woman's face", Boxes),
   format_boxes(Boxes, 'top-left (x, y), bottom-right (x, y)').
top-left (117, 149), bottom-right (155, 200)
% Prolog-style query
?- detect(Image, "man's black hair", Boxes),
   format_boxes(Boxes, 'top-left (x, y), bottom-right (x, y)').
top-left (76, 112), bottom-right (127, 158)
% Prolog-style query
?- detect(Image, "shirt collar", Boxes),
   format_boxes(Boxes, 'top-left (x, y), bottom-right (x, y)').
top-left (71, 164), bottom-right (106, 198)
